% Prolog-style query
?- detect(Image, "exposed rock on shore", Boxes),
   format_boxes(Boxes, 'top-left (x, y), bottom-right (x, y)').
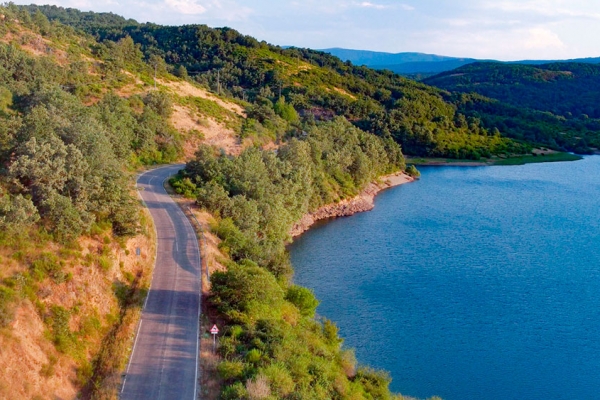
top-left (290, 172), bottom-right (415, 237)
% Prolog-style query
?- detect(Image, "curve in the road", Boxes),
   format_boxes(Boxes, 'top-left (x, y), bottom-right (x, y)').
top-left (121, 165), bottom-right (201, 400)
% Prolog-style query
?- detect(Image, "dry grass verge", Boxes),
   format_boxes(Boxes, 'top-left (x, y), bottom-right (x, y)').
top-left (0, 209), bottom-right (155, 400)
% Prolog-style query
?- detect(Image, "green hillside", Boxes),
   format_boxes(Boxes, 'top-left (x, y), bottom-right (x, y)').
top-left (27, 4), bottom-right (535, 161)
top-left (425, 62), bottom-right (600, 153)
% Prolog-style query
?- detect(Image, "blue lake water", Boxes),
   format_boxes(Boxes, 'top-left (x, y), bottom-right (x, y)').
top-left (289, 156), bottom-right (600, 400)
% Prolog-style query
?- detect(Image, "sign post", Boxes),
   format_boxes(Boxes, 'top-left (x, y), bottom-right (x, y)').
top-left (210, 324), bottom-right (219, 353)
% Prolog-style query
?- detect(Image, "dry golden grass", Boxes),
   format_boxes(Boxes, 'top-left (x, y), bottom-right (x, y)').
top-left (170, 105), bottom-right (243, 158)
top-left (0, 209), bottom-right (156, 400)
top-left (160, 80), bottom-right (245, 116)
top-left (246, 375), bottom-right (271, 399)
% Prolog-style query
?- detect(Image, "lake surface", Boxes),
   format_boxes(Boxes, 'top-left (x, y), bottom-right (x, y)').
top-left (289, 156), bottom-right (600, 400)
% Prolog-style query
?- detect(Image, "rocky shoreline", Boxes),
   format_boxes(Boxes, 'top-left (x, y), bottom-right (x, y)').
top-left (290, 172), bottom-right (415, 237)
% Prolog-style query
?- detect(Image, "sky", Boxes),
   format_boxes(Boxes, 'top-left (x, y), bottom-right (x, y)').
top-left (13, 0), bottom-right (600, 60)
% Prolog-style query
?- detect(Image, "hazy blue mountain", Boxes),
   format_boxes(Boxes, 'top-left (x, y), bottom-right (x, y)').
top-left (320, 48), bottom-right (460, 65)
top-left (511, 57), bottom-right (600, 65)
top-left (376, 59), bottom-right (478, 74)
top-left (322, 48), bottom-right (600, 75)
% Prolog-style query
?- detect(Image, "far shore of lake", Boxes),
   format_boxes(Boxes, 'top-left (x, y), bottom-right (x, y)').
top-left (407, 151), bottom-right (583, 167)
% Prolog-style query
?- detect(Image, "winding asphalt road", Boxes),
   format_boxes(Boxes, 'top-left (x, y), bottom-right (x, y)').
top-left (121, 165), bottom-right (201, 400)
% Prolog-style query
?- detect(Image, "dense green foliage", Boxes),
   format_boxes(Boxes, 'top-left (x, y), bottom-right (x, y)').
top-left (0, 4), bottom-right (187, 242)
top-left (176, 118), bottom-right (404, 277)
top-left (4, 4), bottom-right (589, 398)
top-left (26, 4), bottom-right (530, 160)
top-left (172, 119), bottom-right (408, 398)
top-left (425, 63), bottom-right (600, 153)
top-left (426, 62), bottom-right (600, 117)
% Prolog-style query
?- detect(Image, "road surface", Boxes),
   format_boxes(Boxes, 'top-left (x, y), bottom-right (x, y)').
top-left (121, 165), bottom-right (201, 400)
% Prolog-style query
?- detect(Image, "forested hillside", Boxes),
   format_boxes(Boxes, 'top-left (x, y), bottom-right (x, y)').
top-left (28, 4), bottom-right (533, 161)
top-left (425, 63), bottom-right (600, 153)
top-left (0, 4), bottom-right (417, 399)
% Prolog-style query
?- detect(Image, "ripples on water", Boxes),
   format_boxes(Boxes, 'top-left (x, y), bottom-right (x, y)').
top-left (289, 156), bottom-right (600, 400)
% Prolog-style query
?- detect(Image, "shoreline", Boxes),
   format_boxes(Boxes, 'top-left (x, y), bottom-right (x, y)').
top-left (290, 171), bottom-right (415, 237)
top-left (406, 152), bottom-right (583, 166)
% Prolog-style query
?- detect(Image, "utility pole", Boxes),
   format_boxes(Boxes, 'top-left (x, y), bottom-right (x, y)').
top-left (154, 63), bottom-right (157, 89)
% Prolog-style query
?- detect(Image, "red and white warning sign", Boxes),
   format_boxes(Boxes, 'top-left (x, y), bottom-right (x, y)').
top-left (210, 324), bottom-right (219, 335)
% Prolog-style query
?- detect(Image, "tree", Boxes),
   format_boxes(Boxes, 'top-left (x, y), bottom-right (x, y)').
top-left (274, 97), bottom-right (299, 123)
top-left (175, 65), bottom-right (188, 80)
top-left (0, 193), bottom-right (39, 232)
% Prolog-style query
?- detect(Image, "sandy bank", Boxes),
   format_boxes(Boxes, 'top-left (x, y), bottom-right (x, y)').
top-left (290, 171), bottom-right (415, 237)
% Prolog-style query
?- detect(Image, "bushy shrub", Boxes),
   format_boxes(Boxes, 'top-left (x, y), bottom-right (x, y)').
top-left (285, 285), bottom-right (319, 317)
top-left (245, 348), bottom-right (263, 364)
top-left (210, 262), bottom-right (285, 323)
top-left (406, 164), bottom-right (421, 178)
top-left (0, 193), bottom-right (39, 232)
top-left (220, 382), bottom-right (247, 400)
top-left (261, 363), bottom-right (295, 397)
top-left (217, 360), bottom-right (246, 381)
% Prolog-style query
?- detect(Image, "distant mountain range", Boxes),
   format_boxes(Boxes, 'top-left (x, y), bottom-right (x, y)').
top-left (321, 48), bottom-right (600, 76)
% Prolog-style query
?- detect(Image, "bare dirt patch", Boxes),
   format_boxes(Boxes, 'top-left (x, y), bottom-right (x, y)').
top-left (161, 80), bottom-right (245, 116)
top-left (114, 71), bottom-right (146, 97)
top-left (332, 87), bottom-right (357, 100)
top-left (171, 105), bottom-right (242, 157)
top-left (1, 28), bottom-right (68, 64)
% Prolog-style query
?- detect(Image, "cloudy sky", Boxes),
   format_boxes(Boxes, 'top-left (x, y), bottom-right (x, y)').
top-left (14, 0), bottom-right (600, 60)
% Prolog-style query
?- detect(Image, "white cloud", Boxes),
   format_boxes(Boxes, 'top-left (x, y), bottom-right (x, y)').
top-left (481, 0), bottom-right (600, 20)
top-left (356, 1), bottom-right (413, 11)
top-left (358, 2), bottom-right (386, 9)
top-left (164, 0), bottom-right (206, 15)
top-left (523, 27), bottom-right (564, 49)
top-left (414, 23), bottom-right (568, 60)
top-left (207, 1), bottom-right (253, 22)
